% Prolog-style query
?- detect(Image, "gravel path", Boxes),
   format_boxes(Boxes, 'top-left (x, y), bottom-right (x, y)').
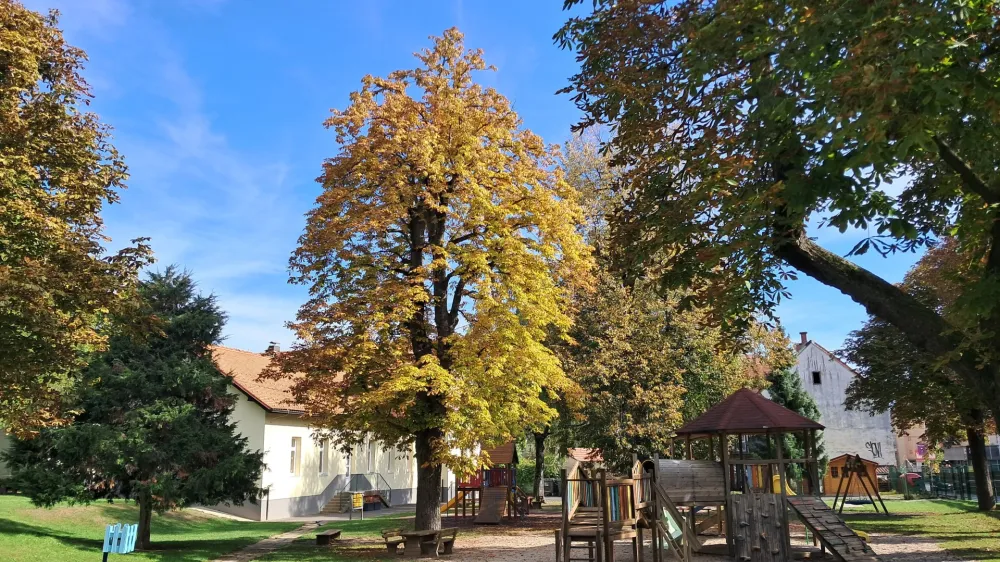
top-left (439, 531), bottom-right (960, 562)
top-left (210, 522), bottom-right (319, 562)
top-left (867, 532), bottom-right (968, 562)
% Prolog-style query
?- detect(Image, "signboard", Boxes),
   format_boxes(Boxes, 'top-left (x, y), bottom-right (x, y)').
top-left (102, 523), bottom-right (138, 561)
top-left (349, 492), bottom-right (365, 520)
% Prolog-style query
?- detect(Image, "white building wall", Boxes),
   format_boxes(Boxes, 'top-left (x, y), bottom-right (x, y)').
top-left (209, 388), bottom-right (268, 520)
top-left (259, 413), bottom-right (349, 519)
top-left (258, 414), bottom-right (419, 519)
top-left (795, 342), bottom-right (898, 465)
top-left (348, 437), bottom-right (418, 501)
top-left (230, 388), bottom-right (266, 456)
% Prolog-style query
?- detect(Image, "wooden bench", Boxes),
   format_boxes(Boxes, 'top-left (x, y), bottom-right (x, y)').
top-left (382, 528), bottom-right (405, 554)
top-left (315, 529), bottom-right (342, 546)
top-left (420, 527), bottom-right (458, 557)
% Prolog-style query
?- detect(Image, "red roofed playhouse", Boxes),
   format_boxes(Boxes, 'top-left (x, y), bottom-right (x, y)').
top-left (560, 388), bottom-right (884, 562)
top-left (441, 442), bottom-right (531, 524)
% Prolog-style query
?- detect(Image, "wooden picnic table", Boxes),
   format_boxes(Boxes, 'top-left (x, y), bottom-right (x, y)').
top-left (400, 529), bottom-right (439, 557)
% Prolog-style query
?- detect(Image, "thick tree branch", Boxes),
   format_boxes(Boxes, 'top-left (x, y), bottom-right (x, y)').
top-left (774, 233), bottom-right (995, 395)
top-left (932, 135), bottom-right (1000, 204)
top-left (449, 228), bottom-right (483, 246)
top-left (448, 277), bottom-right (467, 331)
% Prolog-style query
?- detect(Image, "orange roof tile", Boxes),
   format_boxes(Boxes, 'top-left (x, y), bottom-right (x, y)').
top-left (211, 345), bottom-right (304, 413)
top-left (567, 448), bottom-right (603, 463)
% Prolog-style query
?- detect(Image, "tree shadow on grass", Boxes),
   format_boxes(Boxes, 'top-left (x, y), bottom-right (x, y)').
top-left (0, 504), bottom-right (297, 562)
top-left (0, 517), bottom-right (99, 550)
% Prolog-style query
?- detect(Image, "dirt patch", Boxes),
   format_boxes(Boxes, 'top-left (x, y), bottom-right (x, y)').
top-left (867, 532), bottom-right (967, 562)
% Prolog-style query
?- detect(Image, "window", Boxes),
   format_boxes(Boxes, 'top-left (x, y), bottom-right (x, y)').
top-left (367, 439), bottom-right (374, 472)
top-left (812, 371), bottom-right (822, 384)
top-left (290, 437), bottom-right (302, 475)
top-left (319, 439), bottom-right (328, 474)
top-left (830, 466), bottom-right (839, 478)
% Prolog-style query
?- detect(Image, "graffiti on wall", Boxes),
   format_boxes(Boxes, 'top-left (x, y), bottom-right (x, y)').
top-left (865, 441), bottom-right (883, 459)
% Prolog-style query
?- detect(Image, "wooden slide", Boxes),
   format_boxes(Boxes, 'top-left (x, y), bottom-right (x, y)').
top-left (787, 496), bottom-right (881, 562)
top-left (474, 488), bottom-right (507, 524)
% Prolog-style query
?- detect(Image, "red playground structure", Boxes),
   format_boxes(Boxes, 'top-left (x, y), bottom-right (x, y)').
top-left (441, 442), bottom-right (530, 524)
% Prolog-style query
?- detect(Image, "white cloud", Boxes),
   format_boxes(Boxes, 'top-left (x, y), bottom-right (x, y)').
top-left (76, 7), bottom-right (310, 352)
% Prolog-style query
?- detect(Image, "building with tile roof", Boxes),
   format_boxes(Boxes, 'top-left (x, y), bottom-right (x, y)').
top-left (210, 345), bottom-right (420, 520)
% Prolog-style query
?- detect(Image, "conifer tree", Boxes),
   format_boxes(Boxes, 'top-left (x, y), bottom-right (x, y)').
top-left (766, 368), bottom-right (826, 478)
top-left (4, 268), bottom-right (264, 549)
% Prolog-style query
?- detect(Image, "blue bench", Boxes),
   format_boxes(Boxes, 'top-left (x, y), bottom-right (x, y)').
top-left (102, 523), bottom-right (138, 561)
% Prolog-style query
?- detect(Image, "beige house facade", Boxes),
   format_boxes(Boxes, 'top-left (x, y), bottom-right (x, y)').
top-left (212, 345), bottom-right (420, 520)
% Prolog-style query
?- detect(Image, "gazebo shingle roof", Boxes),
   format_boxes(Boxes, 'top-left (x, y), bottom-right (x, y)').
top-left (674, 388), bottom-right (824, 435)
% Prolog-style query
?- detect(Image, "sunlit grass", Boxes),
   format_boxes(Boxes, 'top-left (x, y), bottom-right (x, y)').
top-left (0, 495), bottom-right (298, 562)
top-left (839, 499), bottom-right (1000, 561)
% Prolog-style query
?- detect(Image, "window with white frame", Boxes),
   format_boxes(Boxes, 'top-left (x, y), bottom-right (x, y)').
top-left (319, 439), bottom-right (328, 474)
top-left (367, 438), bottom-right (374, 472)
top-left (290, 436), bottom-right (302, 475)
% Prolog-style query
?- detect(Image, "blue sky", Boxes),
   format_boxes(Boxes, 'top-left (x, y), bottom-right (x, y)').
top-left (29, 0), bottom-right (923, 354)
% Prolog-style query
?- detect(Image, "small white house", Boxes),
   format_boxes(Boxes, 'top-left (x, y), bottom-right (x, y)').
top-left (211, 345), bottom-right (421, 520)
top-left (793, 333), bottom-right (898, 466)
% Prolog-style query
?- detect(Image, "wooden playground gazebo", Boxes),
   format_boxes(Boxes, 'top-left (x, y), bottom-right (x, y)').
top-left (668, 389), bottom-right (831, 561)
top-left (560, 389), bottom-right (880, 562)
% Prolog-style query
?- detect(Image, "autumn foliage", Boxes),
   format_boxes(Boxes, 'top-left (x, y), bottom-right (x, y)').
top-left (274, 29), bottom-right (593, 529)
top-left (0, 2), bottom-right (151, 433)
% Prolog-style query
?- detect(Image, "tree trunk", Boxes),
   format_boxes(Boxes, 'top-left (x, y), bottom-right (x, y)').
top-left (137, 490), bottom-right (153, 550)
top-left (414, 428), bottom-right (444, 531)
top-left (533, 429), bottom-right (549, 499)
top-left (966, 415), bottom-right (996, 511)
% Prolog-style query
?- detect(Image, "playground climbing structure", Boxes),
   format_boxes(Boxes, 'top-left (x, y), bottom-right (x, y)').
top-left (440, 442), bottom-right (530, 524)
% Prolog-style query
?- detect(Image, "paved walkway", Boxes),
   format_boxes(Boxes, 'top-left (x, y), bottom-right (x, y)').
top-left (275, 503), bottom-right (416, 522)
top-left (210, 522), bottom-right (319, 562)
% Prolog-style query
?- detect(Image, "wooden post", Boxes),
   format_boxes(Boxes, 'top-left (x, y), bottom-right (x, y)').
top-left (601, 469), bottom-right (613, 562)
top-left (721, 432), bottom-right (733, 556)
top-left (652, 453), bottom-right (661, 562)
top-left (685, 435), bottom-right (693, 460)
top-left (776, 431), bottom-right (791, 561)
top-left (562, 468), bottom-right (571, 562)
top-left (596, 529), bottom-right (605, 562)
top-left (637, 524), bottom-right (644, 562)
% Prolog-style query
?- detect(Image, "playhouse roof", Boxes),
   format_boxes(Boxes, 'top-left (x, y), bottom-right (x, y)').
top-left (483, 442), bottom-right (517, 465)
top-left (567, 448), bottom-right (603, 463)
top-left (674, 388), bottom-right (824, 435)
top-left (828, 454), bottom-right (880, 467)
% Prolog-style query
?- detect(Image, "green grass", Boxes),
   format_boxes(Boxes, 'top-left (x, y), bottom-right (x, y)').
top-left (838, 499), bottom-right (1000, 561)
top-left (256, 514), bottom-right (414, 561)
top-left (0, 495), bottom-right (299, 562)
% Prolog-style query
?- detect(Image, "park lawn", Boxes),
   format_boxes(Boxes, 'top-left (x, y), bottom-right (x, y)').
top-left (838, 499), bottom-right (1000, 561)
top-left (0, 495), bottom-right (299, 562)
